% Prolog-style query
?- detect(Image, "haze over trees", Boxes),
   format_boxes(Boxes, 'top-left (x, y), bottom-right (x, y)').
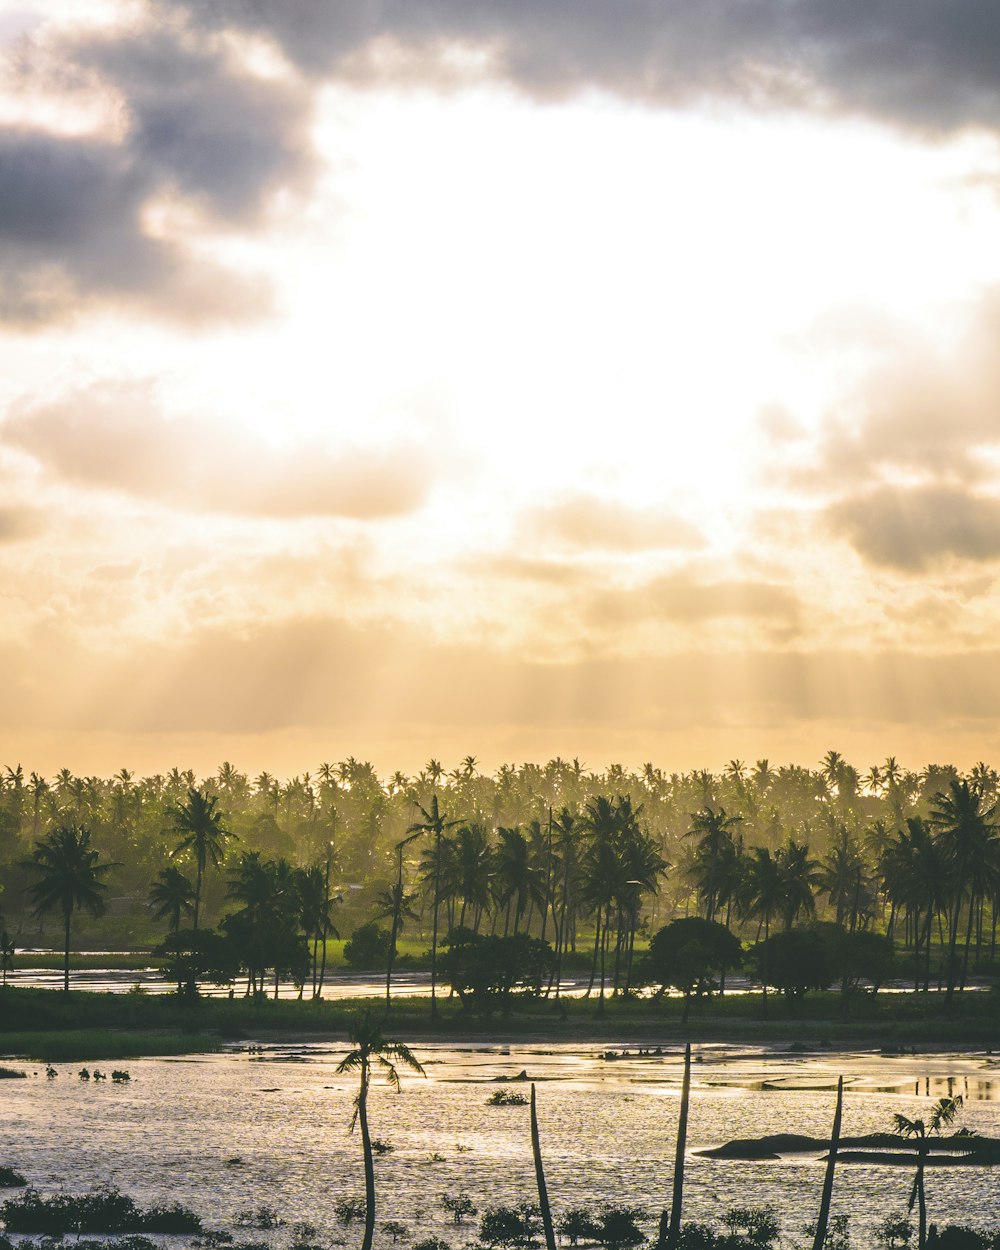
top-left (0, 753), bottom-right (999, 1002)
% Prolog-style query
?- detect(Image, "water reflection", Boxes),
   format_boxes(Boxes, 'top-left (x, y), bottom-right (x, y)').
top-left (3, 1042), bottom-right (1000, 1247)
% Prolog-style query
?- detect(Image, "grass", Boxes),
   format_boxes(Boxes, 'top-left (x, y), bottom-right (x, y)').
top-left (0, 1029), bottom-right (224, 1062)
top-left (0, 979), bottom-right (998, 1053)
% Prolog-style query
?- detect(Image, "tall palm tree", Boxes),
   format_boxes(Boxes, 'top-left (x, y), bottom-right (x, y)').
top-left (775, 837), bottom-right (821, 929)
top-left (407, 795), bottom-right (457, 1019)
top-left (148, 866), bottom-right (196, 936)
top-left (686, 805), bottom-right (743, 926)
top-left (23, 824), bottom-right (113, 993)
top-left (930, 780), bottom-right (999, 1001)
top-left (743, 846), bottom-right (782, 1016)
top-left (170, 787), bottom-right (236, 929)
top-left (894, 1096), bottom-right (963, 1250)
top-left (336, 1014), bottom-right (425, 1250)
top-left (379, 830), bottom-right (422, 1008)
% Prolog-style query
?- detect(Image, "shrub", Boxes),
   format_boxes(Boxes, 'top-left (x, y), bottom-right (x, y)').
top-left (873, 1214), bottom-right (912, 1249)
top-left (334, 1196), bottom-right (366, 1226)
top-left (724, 1206), bottom-right (780, 1248)
top-left (486, 1089), bottom-right (528, 1106)
top-left (0, 1067), bottom-right (26, 1079)
top-left (412, 1239), bottom-right (451, 1250)
top-left (479, 1204), bottom-right (541, 1247)
top-left (0, 1188), bottom-right (200, 1235)
top-left (441, 1192), bottom-right (478, 1224)
top-left (558, 1209), bottom-right (596, 1246)
top-left (383, 1221), bottom-right (408, 1243)
top-left (0, 1167), bottom-right (27, 1187)
top-left (590, 1206), bottom-right (646, 1249)
top-left (343, 922), bottom-right (391, 969)
top-left (234, 1206), bottom-right (284, 1230)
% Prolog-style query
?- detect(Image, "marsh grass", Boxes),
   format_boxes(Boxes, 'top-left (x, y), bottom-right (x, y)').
top-left (0, 1028), bottom-right (223, 1062)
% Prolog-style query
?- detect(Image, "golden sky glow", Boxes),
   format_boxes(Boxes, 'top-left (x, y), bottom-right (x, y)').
top-left (4, 0), bottom-right (1000, 778)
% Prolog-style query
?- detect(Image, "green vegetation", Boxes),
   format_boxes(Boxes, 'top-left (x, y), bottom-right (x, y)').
top-left (1, 753), bottom-right (1000, 1026)
top-left (0, 1189), bottom-right (201, 1234)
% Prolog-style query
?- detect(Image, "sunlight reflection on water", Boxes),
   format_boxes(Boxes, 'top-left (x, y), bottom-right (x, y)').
top-left (3, 1044), bottom-right (1000, 1246)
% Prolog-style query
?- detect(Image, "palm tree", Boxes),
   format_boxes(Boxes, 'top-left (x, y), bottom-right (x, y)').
top-left (23, 824), bottom-right (113, 993)
top-left (686, 806), bottom-right (742, 926)
top-left (894, 1096), bottom-right (963, 1250)
top-left (336, 1014), bottom-right (425, 1250)
top-left (930, 780), bottom-right (999, 1000)
top-left (170, 787), bottom-right (236, 929)
top-left (407, 796), bottom-right (457, 1019)
top-left (775, 837), bottom-right (821, 929)
top-left (148, 866), bottom-right (196, 936)
top-left (743, 846), bottom-right (782, 1016)
top-left (379, 830), bottom-right (422, 1007)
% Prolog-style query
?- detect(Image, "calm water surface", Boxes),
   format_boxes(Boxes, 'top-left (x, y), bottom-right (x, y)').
top-left (3, 1043), bottom-right (1000, 1246)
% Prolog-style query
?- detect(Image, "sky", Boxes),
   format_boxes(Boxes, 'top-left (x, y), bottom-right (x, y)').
top-left (4, 0), bottom-right (1000, 780)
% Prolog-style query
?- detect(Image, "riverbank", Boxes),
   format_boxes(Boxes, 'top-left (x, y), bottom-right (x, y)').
top-left (2, 983), bottom-right (999, 1059)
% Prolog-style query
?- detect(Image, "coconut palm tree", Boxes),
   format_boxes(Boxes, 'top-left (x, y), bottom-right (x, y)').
top-left (148, 866), bottom-right (196, 936)
top-left (686, 805), bottom-right (743, 926)
top-left (170, 787), bottom-right (236, 929)
top-left (336, 1014), bottom-right (425, 1250)
top-left (378, 830), bottom-right (422, 1007)
top-left (23, 824), bottom-right (113, 993)
top-left (929, 780), bottom-right (999, 1000)
top-left (407, 795), bottom-right (458, 1019)
top-left (894, 1095), bottom-right (963, 1250)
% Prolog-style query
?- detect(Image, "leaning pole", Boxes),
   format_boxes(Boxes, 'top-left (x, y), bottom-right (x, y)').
top-left (664, 1042), bottom-right (692, 1250)
top-left (811, 1076), bottom-right (844, 1250)
top-left (530, 1084), bottom-right (558, 1250)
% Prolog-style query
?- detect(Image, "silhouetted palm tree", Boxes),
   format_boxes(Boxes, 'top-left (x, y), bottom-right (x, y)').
top-left (336, 1014), bottom-right (425, 1250)
top-left (170, 787), bottom-right (236, 929)
top-left (23, 824), bottom-right (113, 992)
top-left (930, 780), bottom-right (999, 1000)
top-left (407, 795), bottom-right (458, 1018)
top-left (379, 830), bottom-right (422, 1007)
top-left (894, 1095), bottom-right (963, 1250)
top-left (148, 865), bottom-right (196, 936)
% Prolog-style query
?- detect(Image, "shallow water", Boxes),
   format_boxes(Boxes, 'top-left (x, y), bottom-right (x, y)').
top-left (3, 1043), bottom-right (1000, 1247)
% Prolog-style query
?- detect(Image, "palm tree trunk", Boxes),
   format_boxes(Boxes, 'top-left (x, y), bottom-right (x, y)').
top-left (663, 1042), bottom-right (691, 1249)
top-left (359, 1072), bottom-right (376, 1250)
top-left (530, 1085), bottom-right (557, 1250)
top-left (811, 1076), bottom-right (843, 1250)
top-left (62, 905), bottom-right (71, 994)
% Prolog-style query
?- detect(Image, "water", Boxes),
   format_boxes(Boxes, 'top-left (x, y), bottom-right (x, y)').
top-left (3, 1042), bottom-right (1000, 1247)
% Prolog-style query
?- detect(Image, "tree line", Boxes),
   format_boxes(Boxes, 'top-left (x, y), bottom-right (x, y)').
top-left (1, 753), bottom-right (999, 1002)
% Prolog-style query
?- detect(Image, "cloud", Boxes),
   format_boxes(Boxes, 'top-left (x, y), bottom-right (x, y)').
top-left (3, 381), bottom-right (434, 519)
top-left (524, 496), bottom-right (704, 552)
top-left (0, 19), bottom-right (314, 324)
top-left (587, 571), bottom-right (800, 630)
top-left (826, 485), bottom-right (1000, 572)
top-left (0, 503), bottom-right (41, 542)
top-left (177, 1), bottom-right (1000, 135)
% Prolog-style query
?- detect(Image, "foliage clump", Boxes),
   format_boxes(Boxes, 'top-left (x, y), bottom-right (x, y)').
top-left (486, 1088), bottom-right (528, 1106)
top-left (0, 1188), bottom-right (201, 1235)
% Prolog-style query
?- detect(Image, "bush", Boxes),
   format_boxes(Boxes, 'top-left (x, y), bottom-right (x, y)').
top-left (0, 1167), bottom-right (27, 1187)
top-left (0, 1189), bottom-right (201, 1235)
top-left (334, 1196), bottom-right (367, 1226)
top-left (479, 1204), bottom-right (541, 1247)
top-left (486, 1089), bottom-right (528, 1106)
top-left (235, 1207), bottom-right (285, 1230)
top-left (441, 1193), bottom-right (478, 1224)
top-left (412, 1240), bottom-right (451, 1250)
top-left (590, 1206), bottom-right (646, 1249)
top-left (343, 923), bottom-right (391, 969)
top-left (558, 1210), bottom-right (596, 1246)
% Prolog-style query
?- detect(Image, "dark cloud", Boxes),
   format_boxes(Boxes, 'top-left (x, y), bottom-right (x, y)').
top-left (826, 485), bottom-right (1000, 572)
top-left (177, 1), bottom-right (1000, 135)
top-left (3, 381), bottom-right (433, 519)
top-left (524, 496), bottom-right (704, 552)
top-left (0, 21), bottom-right (313, 324)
